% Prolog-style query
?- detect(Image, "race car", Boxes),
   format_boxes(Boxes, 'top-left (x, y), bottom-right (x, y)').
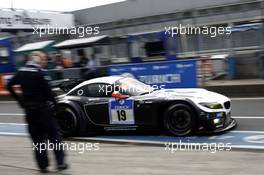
top-left (55, 76), bottom-right (237, 136)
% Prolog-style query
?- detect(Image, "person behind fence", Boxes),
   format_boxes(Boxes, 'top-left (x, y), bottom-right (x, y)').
top-left (76, 49), bottom-right (88, 78)
top-left (6, 51), bottom-right (68, 173)
top-left (76, 49), bottom-right (88, 68)
top-left (54, 53), bottom-right (64, 80)
top-left (84, 53), bottom-right (101, 79)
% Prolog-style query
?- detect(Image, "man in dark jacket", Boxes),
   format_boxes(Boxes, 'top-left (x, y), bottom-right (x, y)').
top-left (7, 51), bottom-right (68, 173)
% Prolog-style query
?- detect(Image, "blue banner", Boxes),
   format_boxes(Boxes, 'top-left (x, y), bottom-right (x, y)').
top-left (108, 60), bottom-right (197, 88)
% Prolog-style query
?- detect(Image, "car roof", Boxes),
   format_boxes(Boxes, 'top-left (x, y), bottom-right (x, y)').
top-left (68, 76), bottom-right (124, 94)
top-left (85, 76), bottom-right (124, 84)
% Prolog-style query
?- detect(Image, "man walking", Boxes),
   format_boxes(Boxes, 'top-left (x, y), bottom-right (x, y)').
top-left (7, 51), bottom-right (68, 173)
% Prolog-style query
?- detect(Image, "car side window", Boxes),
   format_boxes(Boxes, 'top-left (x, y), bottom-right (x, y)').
top-left (88, 83), bottom-right (114, 97)
top-left (71, 83), bottom-right (113, 97)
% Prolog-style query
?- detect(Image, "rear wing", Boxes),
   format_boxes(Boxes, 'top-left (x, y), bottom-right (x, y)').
top-left (50, 79), bottom-right (84, 93)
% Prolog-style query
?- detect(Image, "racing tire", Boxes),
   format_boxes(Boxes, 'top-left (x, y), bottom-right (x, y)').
top-left (163, 104), bottom-right (197, 136)
top-left (55, 106), bottom-right (79, 137)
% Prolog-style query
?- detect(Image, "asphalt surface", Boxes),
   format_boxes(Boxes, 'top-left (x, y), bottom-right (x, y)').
top-left (1, 98), bottom-right (264, 131)
top-left (1, 136), bottom-right (264, 175)
top-left (0, 98), bottom-right (264, 174)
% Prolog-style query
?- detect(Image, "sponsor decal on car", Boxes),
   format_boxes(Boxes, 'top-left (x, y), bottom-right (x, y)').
top-left (109, 99), bottom-right (135, 125)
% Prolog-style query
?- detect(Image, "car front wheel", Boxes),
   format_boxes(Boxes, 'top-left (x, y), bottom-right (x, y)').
top-left (163, 104), bottom-right (197, 136)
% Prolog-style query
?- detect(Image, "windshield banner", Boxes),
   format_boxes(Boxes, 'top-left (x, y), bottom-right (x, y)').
top-left (108, 59), bottom-right (197, 88)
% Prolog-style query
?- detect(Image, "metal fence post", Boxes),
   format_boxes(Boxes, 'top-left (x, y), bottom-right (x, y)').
top-left (228, 57), bottom-right (236, 80)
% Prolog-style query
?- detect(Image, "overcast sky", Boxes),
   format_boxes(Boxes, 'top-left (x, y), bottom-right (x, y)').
top-left (1, 0), bottom-right (126, 12)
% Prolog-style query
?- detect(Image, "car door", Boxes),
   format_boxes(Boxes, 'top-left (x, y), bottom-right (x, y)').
top-left (83, 83), bottom-right (112, 125)
top-left (81, 83), bottom-right (136, 126)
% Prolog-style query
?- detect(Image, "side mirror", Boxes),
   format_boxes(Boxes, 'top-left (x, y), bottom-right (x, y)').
top-left (111, 92), bottom-right (129, 99)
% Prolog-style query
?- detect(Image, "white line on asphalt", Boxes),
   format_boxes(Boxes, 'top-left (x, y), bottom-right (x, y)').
top-left (0, 132), bottom-right (27, 136)
top-left (0, 113), bottom-right (24, 116)
top-left (0, 123), bottom-right (27, 126)
top-left (231, 97), bottom-right (264, 100)
top-left (0, 101), bottom-right (17, 104)
top-left (230, 130), bottom-right (264, 134)
top-left (230, 145), bottom-right (264, 149)
top-left (233, 116), bottom-right (264, 119)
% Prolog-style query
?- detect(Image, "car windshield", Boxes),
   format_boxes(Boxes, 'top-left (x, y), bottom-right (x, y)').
top-left (115, 77), bottom-right (153, 96)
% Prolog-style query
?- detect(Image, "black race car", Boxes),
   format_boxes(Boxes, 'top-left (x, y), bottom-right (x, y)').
top-left (55, 76), bottom-right (236, 136)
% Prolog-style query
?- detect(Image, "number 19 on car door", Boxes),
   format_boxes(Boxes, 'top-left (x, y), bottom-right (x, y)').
top-left (109, 99), bottom-right (135, 125)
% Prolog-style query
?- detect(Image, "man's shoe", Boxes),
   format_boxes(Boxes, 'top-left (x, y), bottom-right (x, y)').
top-left (57, 163), bottom-right (68, 171)
top-left (40, 168), bottom-right (49, 173)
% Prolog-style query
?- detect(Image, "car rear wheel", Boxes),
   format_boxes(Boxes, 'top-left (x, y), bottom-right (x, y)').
top-left (55, 106), bottom-right (79, 137)
top-left (163, 104), bottom-right (196, 136)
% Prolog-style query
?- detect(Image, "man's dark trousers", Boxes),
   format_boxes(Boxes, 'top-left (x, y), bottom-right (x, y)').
top-left (25, 104), bottom-right (65, 170)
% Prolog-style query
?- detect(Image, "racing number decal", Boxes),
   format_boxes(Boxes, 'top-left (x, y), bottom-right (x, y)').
top-left (117, 110), bottom-right (127, 121)
top-left (109, 99), bottom-right (135, 124)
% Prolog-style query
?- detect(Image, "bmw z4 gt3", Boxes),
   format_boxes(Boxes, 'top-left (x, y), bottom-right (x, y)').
top-left (55, 76), bottom-right (237, 136)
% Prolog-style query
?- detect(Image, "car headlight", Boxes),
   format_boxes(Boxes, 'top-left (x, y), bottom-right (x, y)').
top-left (199, 102), bottom-right (223, 109)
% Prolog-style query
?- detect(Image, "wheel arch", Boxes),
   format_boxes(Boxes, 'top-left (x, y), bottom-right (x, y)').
top-left (56, 101), bottom-right (87, 135)
top-left (57, 101), bottom-right (85, 119)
